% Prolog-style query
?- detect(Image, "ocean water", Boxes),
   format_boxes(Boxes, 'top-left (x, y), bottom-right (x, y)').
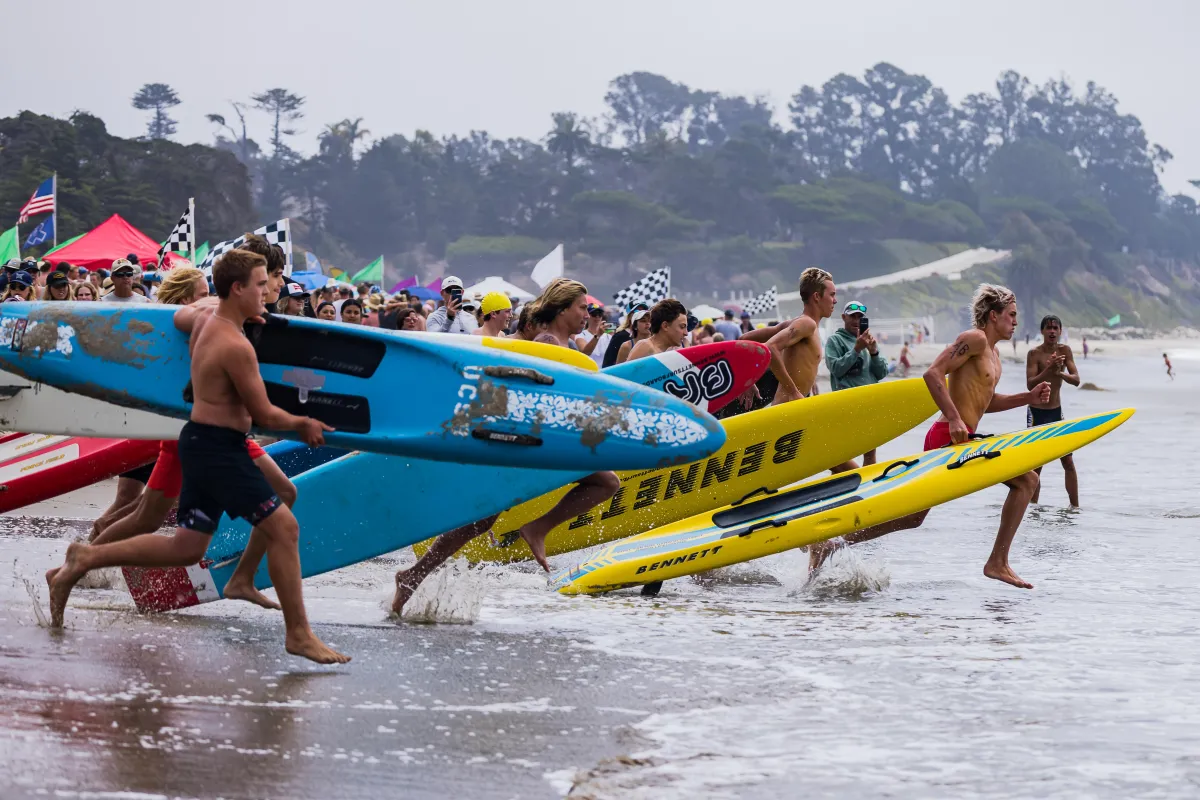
top-left (0, 346), bottom-right (1195, 799)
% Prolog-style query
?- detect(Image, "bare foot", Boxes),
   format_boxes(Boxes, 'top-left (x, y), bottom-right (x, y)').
top-left (285, 630), bottom-right (351, 664)
top-left (222, 578), bottom-right (282, 610)
top-left (807, 538), bottom-right (844, 574)
top-left (518, 523), bottom-right (551, 572)
top-left (983, 562), bottom-right (1033, 590)
top-left (46, 542), bottom-right (91, 628)
top-left (391, 570), bottom-right (418, 616)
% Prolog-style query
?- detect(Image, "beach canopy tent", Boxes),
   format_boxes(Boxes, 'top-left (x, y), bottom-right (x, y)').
top-left (690, 303), bottom-right (725, 322)
top-left (288, 270), bottom-right (330, 291)
top-left (42, 215), bottom-right (161, 272)
top-left (463, 276), bottom-right (535, 301)
top-left (407, 286), bottom-right (439, 301)
top-left (390, 275), bottom-right (419, 293)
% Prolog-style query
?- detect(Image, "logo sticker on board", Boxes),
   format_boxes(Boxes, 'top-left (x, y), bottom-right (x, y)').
top-left (280, 368), bottom-right (325, 403)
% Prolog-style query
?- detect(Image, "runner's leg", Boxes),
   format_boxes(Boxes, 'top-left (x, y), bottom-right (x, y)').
top-left (983, 471), bottom-right (1038, 589)
top-left (222, 453), bottom-right (295, 610)
top-left (392, 514), bottom-right (500, 615)
top-left (519, 472), bottom-right (620, 571)
top-left (91, 489), bottom-right (176, 545)
top-left (1061, 454), bottom-right (1079, 508)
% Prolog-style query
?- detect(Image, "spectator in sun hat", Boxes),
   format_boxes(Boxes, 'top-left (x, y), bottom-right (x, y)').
top-left (425, 275), bottom-right (476, 334)
top-left (277, 281), bottom-right (311, 316)
top-left (42, 265), bottom-right (74, 301)
top-left (3, 269), bottom-right (35, 301)
top-left (602, 300), bottom-right (650, 367)
top-left (472, 291), bottom-right (513, 338)
top-left (103, 259), bottom-right (149, 303)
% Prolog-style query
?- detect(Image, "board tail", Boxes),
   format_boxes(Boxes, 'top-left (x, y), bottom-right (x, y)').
top-left (124, 560), bottom-right (220, 613)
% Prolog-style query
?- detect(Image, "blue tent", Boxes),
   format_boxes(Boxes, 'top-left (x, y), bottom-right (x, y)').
top-left (288, 270), bottom-right (330, 291)
top-left (407, 286), bottom-right (439, 301)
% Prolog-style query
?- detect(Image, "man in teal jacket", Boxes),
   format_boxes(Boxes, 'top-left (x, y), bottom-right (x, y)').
top-left (825, 300), bottom-right (889, 466)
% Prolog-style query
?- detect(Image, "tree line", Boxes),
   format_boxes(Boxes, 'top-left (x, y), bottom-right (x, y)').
top-left (4, 64), bottom-right (1199, 307)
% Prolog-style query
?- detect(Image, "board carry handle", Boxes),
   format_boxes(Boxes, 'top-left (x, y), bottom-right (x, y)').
top-left (483, 365), bottom-right (555, 385)
top-left (738, 518), bottom-right (788, 537)
top-left (946, 450), bottom-right (1001, 470)
top-left (732, 486), bottom-right (778, 506)
top-left (967, 433), bottom-right (994, 440)
top-left (874, 459), bottom-right (920, 482)
top-left (471, 429), bottom-right (543, 447)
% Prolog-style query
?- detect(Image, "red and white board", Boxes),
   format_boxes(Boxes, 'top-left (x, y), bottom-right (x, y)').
top-left (629, 340), bottom-right (770, 415)
top-left (0, 436), bottom-right (159, 513)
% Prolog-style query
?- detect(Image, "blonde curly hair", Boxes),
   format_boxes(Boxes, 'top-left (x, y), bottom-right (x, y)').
top-left (971, 283), bottom-right (1016, 329)
top-left (156, 267), bottom-right (207, 306)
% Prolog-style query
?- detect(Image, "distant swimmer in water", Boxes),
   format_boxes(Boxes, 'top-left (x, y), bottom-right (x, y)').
top-left (46, 250), bottom-right (349, 664)
top-left (809, 284), bottom-right (1051, 589)
top-left (1026, 315), bottom-right (1081, 507)
top-left (1164, 352), bottom-right (1174, 380)
top-left (391, 279), bottom-right (620, 615)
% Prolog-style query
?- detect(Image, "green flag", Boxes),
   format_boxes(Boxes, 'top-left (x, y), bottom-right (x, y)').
top-left (193, 241), bottom-right (210, 265)
top-left (44, 233), bottom-right (85, 256)
top-left (0, 226), bottom-right (19, 263)
top-left (1107, 314), bottom-right (1121, 327)
top-left (350, 255), bottom-right (383, 285)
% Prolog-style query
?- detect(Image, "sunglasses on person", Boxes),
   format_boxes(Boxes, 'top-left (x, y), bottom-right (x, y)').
top-left (844, 302), bottom-right (868, 314)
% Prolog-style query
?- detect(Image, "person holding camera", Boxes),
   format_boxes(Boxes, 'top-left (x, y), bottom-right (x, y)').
top-left (425, 275), bottom-right (477, 334)
top-left (825, 300), bottom-right (889, 466)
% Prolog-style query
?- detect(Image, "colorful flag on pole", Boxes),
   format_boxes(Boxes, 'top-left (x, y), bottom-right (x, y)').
top-left (0, 226), bottom-right (19, 263)
top-left (17, 177), bottom-right (55, 224)
top-left (193, 241), bottom-right (210, 266)
top-left (1107, 314), bottom-right (1121, 327)
top-left (198, 219), bottom-right (292, 276)
top-left (305, 251), bottom-right (323, 273)
top-left (613, 266), bottom-right (671, 308)
top-left (350, 255), bottom-right (383, 285)
top-left (531, 243), bottom-right (563, 289)
top-left (23, 215), bottom-right (55, 249)
top-left (157, 199), bottom-right (195, 265)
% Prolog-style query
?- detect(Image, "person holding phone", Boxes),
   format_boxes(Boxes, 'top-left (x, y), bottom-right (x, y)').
top-left (425, 275), bottom-right (477, 334)
top-left (824, 300), bottom-right (889, 468)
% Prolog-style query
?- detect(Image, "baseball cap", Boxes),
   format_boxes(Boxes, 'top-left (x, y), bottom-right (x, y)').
top-left (126, 254), bottom-right (140, 266)
top-left (19, 258), bottom-right (37, 273)
top-left (111, 259), bottom-right (136, 276)
top-left (843, 301), bottom-right (868, 315)
top-left (626, 300), bottom-right (650, 315)
top-left (740, 311), bottom-right (751, 319)
top-left (442, 275), bottom-right (464, 291)
top-left (631, 309), bottom-right (650, 323)
top-left (2, 259), bottom-right (19, 272)
top-left (724, 308), bottom-right (734, 318)
top-left (48, 268), bottom-right (70, 287)
top-left (481, 292), bottom-right (512, 316)
top-left (587, 302), bottom-right (605, 317)
top-left (281, 282), bottom-right (310, 298)
top-left (11, 270), bottom-right (33, 288)
top-left (461, 298), bottom-right (479, 312)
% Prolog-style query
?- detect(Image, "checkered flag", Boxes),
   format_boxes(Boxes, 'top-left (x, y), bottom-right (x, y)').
top-left (613, 266), bottom-right (670, 308)
top-left (743, 286), bottom-right (778, 317)
top-left (199, 218), bottom-right (293, 276)
top-left (157, 199), bottom-right (195, 265)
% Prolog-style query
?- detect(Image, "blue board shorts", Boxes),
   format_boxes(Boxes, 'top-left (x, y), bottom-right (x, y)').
top-left (176, 421), bottom-right (281, 535)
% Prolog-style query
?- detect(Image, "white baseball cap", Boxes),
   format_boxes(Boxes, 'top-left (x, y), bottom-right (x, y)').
top-left (442, 275), bottom-right (464, 290)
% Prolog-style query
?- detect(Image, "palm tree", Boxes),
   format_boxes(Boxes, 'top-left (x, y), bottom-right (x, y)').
top-left (546, 112), bottom-right (592, 169)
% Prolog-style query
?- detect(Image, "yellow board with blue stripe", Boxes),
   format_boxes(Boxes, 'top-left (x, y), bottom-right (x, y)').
top-left (435, 378), bottom-right (938, 565)
top-left (480, 336), bottom-right (598, 371)
top-left (552, 408), bottom-right (1134, 594)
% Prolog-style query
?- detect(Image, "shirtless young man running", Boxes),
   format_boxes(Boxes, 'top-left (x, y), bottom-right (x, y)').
top-left (46, 251), bottom-right (349, 664)
top-left (627, 299), bottom-right (689, 361)
top-left (391, 279), bottom-right (620, 614)
top-left (762, 268), bottom-right (857, 472)
top-left (809, 284), bottom-right (1052, 589)
top-left (1026, 315), bottom-right (1080, 506)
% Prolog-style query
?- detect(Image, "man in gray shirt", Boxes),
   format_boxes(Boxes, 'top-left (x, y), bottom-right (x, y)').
top-left (424, 275), bottom-right (477, 334)
top-left (714, 308), bottom-right (742, 341)
top-left (103, 259), bottom-right (150, 303)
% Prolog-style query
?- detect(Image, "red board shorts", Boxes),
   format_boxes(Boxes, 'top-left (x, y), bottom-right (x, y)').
top-left (923, 420), bottom-right (974, 451)
top-left (147, 436), bottom-right (268, 499)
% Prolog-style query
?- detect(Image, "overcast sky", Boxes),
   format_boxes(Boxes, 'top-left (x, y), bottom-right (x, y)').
top-left (6, 0), bottom-right (1197, 196)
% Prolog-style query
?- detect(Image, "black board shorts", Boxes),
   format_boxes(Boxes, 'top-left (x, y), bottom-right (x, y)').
top-left (1027, 406), bottom-right (1064, 427)
top-left (176, 421), bottom-right (281, 535)
top-left (119, 461), bottom-right (157, 484)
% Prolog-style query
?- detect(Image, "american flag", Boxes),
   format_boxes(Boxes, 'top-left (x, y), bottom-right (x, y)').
top-left (17, 177), bottom-right (55, 224)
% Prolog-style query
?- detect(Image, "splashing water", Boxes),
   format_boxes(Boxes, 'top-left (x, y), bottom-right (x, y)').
top-left (22, 577), bottom-right (49, 628)
top-left (799, 547), bottom-right (890, 599)
top-left (388, 560), bottom-right (491, 624)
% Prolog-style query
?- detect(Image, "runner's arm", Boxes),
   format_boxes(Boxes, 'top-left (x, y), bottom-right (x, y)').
top-left (923, 331), bottom-right (985, 427)
top-left (615, 340), bottom-right (633, 364)
top-left (986, 391), bottom-right (1044, 413)
top-left (1060, 346), bottom-right (1080, 386)
top-left (766, 317), bottom-right (816, 397)
top-left (225, 340), bottom-right (329, 433)
top-left (738, 322), bottom-right (787, 344)
top-left (173, 297), bottom-right (220, 333)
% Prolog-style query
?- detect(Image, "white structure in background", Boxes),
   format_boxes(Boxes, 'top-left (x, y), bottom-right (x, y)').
top-left (837, 247), bottom-right (1009, 290)
top-left (690, 303), bottom-right (725, 321)
top-left (530, 244), bottom-right (564, 289)
top-left (463, 276), bottom-right (536, 301)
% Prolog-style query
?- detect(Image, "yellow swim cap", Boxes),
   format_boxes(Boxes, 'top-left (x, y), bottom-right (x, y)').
top-left (481, 291), bottom-right (512, 316)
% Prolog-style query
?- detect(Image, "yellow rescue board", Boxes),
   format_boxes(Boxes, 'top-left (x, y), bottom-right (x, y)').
top-left (432, 378), bottom-right (938, 564)
top-left (480, 336), bottom-right (598, 371)
top-left (552, 408), bottom-right (1134, 594)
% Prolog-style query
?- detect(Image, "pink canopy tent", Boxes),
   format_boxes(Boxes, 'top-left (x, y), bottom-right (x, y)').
top-left (425, 277), bottom-right (443, 294)
top-left (389, 275), bottom-right (420, 293)
top-left (43, 214), bottom-right (161, 272)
